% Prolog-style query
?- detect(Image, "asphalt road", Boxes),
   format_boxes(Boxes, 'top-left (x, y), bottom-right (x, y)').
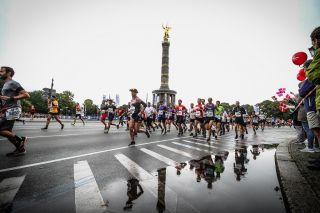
top-left (0, 121), bottom-right (295, 213)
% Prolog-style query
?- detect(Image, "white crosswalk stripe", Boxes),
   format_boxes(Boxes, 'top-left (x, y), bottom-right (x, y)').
top-left (115, 153), bottom-right (154, 181)
top-left (74, 161), bottom-right (107, 213)
top-left (157, 144), bottom-right (195, 158)
top-left (0, 176), bottom-right (25, 210)
top-left (171, 142), bottom-right (214, 154)
top-left (140, 148), bottom-right (178, 167)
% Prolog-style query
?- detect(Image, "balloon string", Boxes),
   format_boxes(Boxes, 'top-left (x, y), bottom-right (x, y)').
top-left (292, 86), bottom-right (318, 113)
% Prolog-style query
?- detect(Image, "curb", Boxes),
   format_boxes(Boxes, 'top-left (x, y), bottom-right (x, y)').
top-left (275, 139), bottom-right (320, 213)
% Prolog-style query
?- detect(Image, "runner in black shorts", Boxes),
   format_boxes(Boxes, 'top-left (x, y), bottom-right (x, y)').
top-left (175, 99), bottom-right (187, 136)
top-left (104, 99), bottom-right (118, 134)
top-left (0, 66), bottom-right (29, 156)
top-left (204, 98), bottom-right (215, 142)
top-left (128, 88), bottom-right (150, 146)
top-left (232, 101), bottom-right (247, 140)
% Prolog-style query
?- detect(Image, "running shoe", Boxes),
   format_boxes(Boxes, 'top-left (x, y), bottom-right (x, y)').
top-left (61, 124), bottom-right (64, 130)
top-left (117, 125), bottom-right (119, 129)
top-left (128, 141), bottom-right (136, 146)
top-left (145, 130), bottom-right (150, 138)
top-left (300, 147), bottom-right (315, 153)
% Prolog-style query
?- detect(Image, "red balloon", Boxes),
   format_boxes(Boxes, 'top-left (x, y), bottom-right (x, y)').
top-left (297, 71), bottom-right (306, 81)
top-left (292, 52), bottom-right (308, 66)
top-left (298, 68), bottom-right (306, 78)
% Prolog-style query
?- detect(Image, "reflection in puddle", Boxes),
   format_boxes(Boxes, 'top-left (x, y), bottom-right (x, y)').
top-left (104, 143), bottom-right (285, 213)
top-left (124, 178), bottom-right (144, 211)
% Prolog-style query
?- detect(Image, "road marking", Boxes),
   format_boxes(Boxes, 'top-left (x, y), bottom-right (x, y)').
top-left (140, 148), bottom-right (178, 167)
top-left (0, 131), bottom-right (127, 141)
top-left (115, 154), bottom-right (153, 181)
top-left (0, 136), bottom-right (191, 173)
top-left (157, 144), bottom-right (194, 158)
top-left (185, 139), bottom-right (238, 149)
top-left (0, 176), bottom-right (25, 208)
top-left (183, 140), bottom-right (214, 148)
top-left (171, 142), bottom-right (213, 154)
top-left (74, 161), bottom-right (106, 213)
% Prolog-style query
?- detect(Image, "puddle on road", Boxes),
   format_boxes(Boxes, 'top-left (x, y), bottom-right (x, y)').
top-left (102, 144), bottom-right (285, 213)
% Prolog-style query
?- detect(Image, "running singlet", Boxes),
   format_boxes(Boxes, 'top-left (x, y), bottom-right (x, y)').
top-left (215, 105), bottom-right (224, 119)
top-left (49, 100), bottom-right (59, 114)
top-left (167, 108), bottom-right (173, 118)
top-left (204, 103), bottom-right (215, 118)
top-left (252, 116), bottom-right (259, 123)
top-left (232, 106), bottom-right (246, 118)
top-left (195, 104), bottom-right (204, 118)
top-left (259, 114), bottom-right (266, 120)
top-left (158, 105), bottom-right (167, 117)
top-left (145, 107), bottom-right (155, 118)
top-left (76, 105), bottom-right (81, 114)
top-left (117, 109), bottom-right (124, 116)
top-left (130, 98), bottom-right (147, 115)
top-left (189, 108), bottom-right (196, 119)
top-left (175, 105), bottom-right (186, 116)
top-left (107, 104), bottom-right (116, 114)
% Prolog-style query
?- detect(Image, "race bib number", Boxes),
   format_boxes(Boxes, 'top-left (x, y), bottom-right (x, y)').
top-left (101, 110), bottom-right (106, 114)
top-left (206, 111), bottom-right (213, 117)
top-left (195, 111), bottom-right (201, 117)
top-left (130, 106), bottom-right (135, 113)
top-left (158, 110), bottom-right (163, 115)
top-left (253, 118), bottom-right (258, 123)
top-left (190, 113), bottom-right (195, 119)
top-left (235, 112), bottom-right (241, 117)
top-left (5, 107), bottom-right (22, 120)
top-left (108, 108), bottom-right (114, 113)
top-left (177, 111), bottom-right (183, 116)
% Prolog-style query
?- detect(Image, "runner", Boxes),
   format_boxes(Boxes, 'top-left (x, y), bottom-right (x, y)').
top-left (104, 99), bottom-right (118, 134)
top-left (0, 66), bottom-right (29, 156)
top-left (157, 100), bottom-right (168, 134)
top-left (166, 106), bottom-right (176, 133)
top-left (144, 102), bottom-right (156, 132)
top-left (189, 103), bottom-right (196, 136)
top-left (29, 105), bottom-right (36, 121)
top-left (100, 100), bottom-right (108, 130)
top-left (175, 99), bottom-right (187, 136)
top-left (251, 112), bottom-right (260, 135)
top-left (232, 101), bottom-right (246, 140)
top-left (72, 102), bottom-right (85, 126)
top-left (193, 98), bottom-right (205, 138)
top-left (128, 88), bottom-right (150, 146)
top-left (259, 112), bottom-right (267, 131)
top-left (116, 106), bottom-right (126, 127)
top-left (221, 110), bottom-right (229, 135)
top-left (214, 101), bottom-right (224, 138)
top-left (41, 95), bottom-right (64, 130)
top-left (204, 98), bottom-right (215, 142)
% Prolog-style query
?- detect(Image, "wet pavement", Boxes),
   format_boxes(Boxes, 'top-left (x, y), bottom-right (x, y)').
top-left (0, 123), bottom-right (294, 213)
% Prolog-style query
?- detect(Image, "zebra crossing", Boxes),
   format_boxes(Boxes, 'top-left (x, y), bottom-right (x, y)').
top-left (0, 131), bottom-right (285, 213)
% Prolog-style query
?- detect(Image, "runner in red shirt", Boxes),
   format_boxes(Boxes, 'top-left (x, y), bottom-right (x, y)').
top-left (193, 98), bottom-right (205, 138)
top-left (116, 107), bottom-right (125, 128)
top-left (175, 99), bottom-right (187, 136)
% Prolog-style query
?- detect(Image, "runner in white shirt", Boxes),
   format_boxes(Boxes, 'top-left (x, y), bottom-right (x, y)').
top-left (145, 102), bottom-right (156, 132)
top-left (188, 103), bottom-right (196, 136)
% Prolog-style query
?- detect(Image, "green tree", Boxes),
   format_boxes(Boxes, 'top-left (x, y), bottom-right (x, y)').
top-left (220, 102), bottom-right (232, 113)
top-left (56, 90), bottom-right (76, 115)
top-left (84, 99), bottom-right (98, 116)
top-left (28, 90), bottom-right (48, 113)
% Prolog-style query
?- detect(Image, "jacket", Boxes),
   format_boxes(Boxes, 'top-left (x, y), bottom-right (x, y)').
top-left (306, 48), bottom-right (320, 110)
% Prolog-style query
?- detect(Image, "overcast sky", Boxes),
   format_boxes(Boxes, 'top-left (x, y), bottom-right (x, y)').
top-left (0, 0), bottom-right (319, 106)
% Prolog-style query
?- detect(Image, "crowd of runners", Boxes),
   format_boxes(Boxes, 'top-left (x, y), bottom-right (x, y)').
top-left (0, 67), bottom-right (290, 156)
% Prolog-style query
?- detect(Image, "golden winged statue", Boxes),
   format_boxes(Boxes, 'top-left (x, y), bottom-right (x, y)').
top-left (162, 24), bottom-right (171, 40)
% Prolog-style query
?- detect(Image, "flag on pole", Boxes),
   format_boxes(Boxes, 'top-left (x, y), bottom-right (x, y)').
top-left (103, 95), bottom-right (106, 101)
top-left (116, 94), bottom-right (120, 106)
